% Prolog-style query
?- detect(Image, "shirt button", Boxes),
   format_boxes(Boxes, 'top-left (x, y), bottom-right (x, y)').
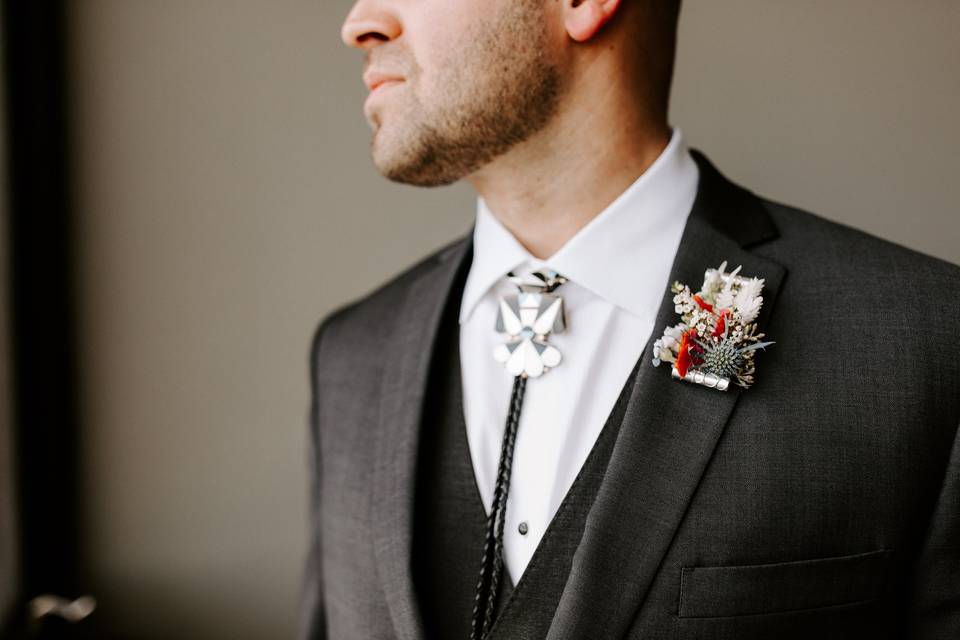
top-left (518, 521), bottom-right (529, 536)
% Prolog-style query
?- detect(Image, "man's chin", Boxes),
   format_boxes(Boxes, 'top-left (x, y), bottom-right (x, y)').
top-left (371, 138), bottom-right (463, 188)
top-left (376, 161), bottom-right (461, 188)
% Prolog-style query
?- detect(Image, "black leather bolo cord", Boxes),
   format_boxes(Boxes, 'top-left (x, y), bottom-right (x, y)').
top-left (469, 372), bottom-right (527, 640)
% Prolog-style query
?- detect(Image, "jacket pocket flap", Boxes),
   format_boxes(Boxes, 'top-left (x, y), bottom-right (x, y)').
top-left (679, 549), bottom-right (893, 618)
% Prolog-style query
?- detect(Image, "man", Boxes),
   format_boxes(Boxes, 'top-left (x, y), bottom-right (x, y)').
top-left (301, 0), bottom-right (959, 638)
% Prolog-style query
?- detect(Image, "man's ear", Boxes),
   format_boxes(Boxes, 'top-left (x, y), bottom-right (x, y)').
top-left (563, 0), bottom-right (623, 42)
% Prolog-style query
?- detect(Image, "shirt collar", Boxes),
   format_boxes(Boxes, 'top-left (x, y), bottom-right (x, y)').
top-left (459, 128), bottom-right (699, 324)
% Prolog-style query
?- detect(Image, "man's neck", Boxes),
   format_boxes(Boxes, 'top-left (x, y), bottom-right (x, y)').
top-left (466, 91), bottom-right (671, 260)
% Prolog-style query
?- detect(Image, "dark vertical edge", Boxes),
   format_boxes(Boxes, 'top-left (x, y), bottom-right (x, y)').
top-left (0, 3), bottom-right (21, 635)
top-left (2, 0), bottom-right (81, 612)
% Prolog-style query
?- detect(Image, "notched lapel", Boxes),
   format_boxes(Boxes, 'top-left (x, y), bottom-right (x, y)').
top-left (370, 235), bottom-right (472, 640)
top-left (547, 153), bottom-right (787, 640)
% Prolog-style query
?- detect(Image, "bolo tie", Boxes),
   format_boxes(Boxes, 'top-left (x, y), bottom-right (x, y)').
top-left (469, 268), bottom-right (568, 640)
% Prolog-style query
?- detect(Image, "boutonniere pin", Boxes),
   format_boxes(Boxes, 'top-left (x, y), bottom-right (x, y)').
top-left (652, 261), bottom-right (774, 391)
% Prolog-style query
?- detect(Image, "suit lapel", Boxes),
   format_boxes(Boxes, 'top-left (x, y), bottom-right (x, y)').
top-left (547, 151), bottom-right (787, 640)
top-left (370, 235), bottom-right (473, 640)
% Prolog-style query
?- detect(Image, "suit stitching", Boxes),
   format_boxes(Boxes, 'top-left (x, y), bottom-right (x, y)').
top-left (678, 567), bottom-right (688, 617)
top-left (677, 596), bottom-right (881, 620)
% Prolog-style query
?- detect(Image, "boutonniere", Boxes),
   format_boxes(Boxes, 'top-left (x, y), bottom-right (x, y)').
top-left (652, 261), bottom-right (774, 391)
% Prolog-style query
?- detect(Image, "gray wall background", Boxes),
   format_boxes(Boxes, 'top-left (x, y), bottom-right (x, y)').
top-left (65, 1), bottom-right (958, 638)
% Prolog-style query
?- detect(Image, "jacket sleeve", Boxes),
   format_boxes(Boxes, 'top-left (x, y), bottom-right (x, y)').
top-left (904, 421), bottom-right (960, 638)
top-left (298, 319), bottom-right (331, 640)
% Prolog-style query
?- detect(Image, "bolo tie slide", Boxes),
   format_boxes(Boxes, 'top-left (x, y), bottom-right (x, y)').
top-left (469, 268), bottom-right (567, 640)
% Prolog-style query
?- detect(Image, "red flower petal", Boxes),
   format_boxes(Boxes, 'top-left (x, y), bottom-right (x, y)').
top-left (693, 295), bottom-right (713, 312)
top-left (675, 328), bottom-right (697, 378)
top-left (712, 309), bottom-right (729, 338)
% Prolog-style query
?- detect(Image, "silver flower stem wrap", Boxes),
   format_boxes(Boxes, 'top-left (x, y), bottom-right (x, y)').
top-left (671, 367), bottom-right (731, 391)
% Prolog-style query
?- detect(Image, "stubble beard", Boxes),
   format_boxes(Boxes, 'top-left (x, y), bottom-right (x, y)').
top-left (369, 3), bottom-right (562, 187)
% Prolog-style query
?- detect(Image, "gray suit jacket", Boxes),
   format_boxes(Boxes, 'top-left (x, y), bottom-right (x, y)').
top-left (300, 152), bottom-right (960, 640)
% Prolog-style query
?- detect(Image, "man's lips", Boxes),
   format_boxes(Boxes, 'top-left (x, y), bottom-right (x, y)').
top-left (363, 71), bottom-right (405, 93)
top-left (369, 79), bottom-right (404, 94)
top-left (364, 76), bottom-right (405, 114)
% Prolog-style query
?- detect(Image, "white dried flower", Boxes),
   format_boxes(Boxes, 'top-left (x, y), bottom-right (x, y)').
top-left (738, 277), bottom-right (765, 302)
top-left (715, 290), bottom-right (735, 311)
top-left (736, 294), bottom-right (763, 325)
top-left (665, 323), bottom-right (686, 340)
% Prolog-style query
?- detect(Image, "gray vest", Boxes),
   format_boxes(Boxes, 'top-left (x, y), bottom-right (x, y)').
top-left (412, 261), bottom-right (641, 640)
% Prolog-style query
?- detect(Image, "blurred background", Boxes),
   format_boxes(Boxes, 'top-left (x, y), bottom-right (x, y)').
top-left (1, 1), bottom-right (957, 638)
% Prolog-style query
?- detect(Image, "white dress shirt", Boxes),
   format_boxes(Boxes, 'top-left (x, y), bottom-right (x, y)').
top-left (458, 129), bottom-right (699, 584)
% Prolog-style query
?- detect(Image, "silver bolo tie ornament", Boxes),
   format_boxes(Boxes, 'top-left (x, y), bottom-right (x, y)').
top-left (492, 268), bottom-right (568, 378)
top-left (471, 268), bottom-right (569, 640)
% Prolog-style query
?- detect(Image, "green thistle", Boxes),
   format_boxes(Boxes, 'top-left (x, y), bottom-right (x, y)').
top-left (700, 340), bottom-right (743, 378)
top-left (695, 335), bottom-right (775, 381)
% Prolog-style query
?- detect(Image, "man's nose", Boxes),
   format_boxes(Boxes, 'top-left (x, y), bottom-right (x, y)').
top-left (341, 0), bottom-right (402, 49)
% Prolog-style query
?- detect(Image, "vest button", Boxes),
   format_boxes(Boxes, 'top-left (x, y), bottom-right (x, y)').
top-left (518, 521), bottom-right (529, 535)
